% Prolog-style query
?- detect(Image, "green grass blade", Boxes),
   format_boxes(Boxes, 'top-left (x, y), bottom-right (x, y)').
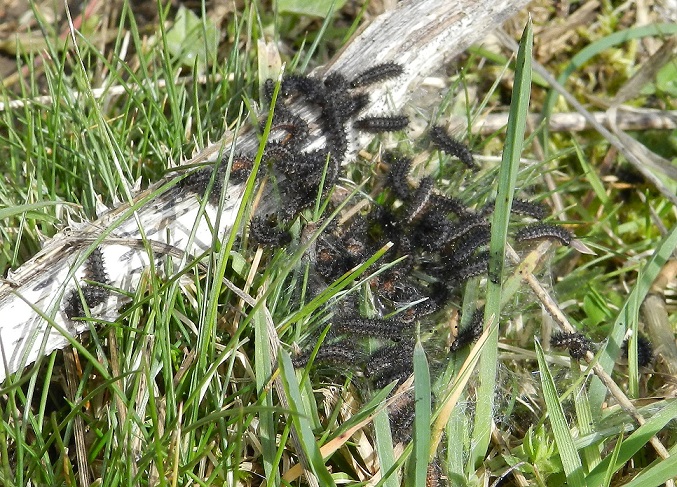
top-left (408, 340), bottom-right (431, 486)
top-left (587, 399), bottom-right (677, 487)
top-left (572, 374), bottom-right (601, 473)
top-left (278, 350), bottom-right (337, 487)
top-left (535, 340), bottom-right (588, 487)
top-left (620, 452), bottom-right (677, 487)
top-left (254, 305), bottom-right (279, 485)
top-left (0, 201), bottom-right (72, 220)
top-left (470, 18), bottom-right (533, 470)
top-left (373, 407), bottom-right (399, 487)
top-left (572, 139), bottom-right (608, 206)
top-left (601, 435), bottom-right (624, 487)
top-left (299, 0), bottom-right (339, 72)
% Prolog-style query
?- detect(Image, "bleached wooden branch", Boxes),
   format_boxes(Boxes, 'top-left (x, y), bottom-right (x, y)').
top-left (449, 108), bottom-right (677, 134)
top-left (0, 0), bottom-right (530, 384)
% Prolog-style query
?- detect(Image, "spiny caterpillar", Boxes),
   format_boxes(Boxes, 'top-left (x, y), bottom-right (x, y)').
top-left (515, 223), bottom-right (573, 246)
top-left (63, 247), bottom-right (110, 320)
top-left (511, 198), bottom-right (550, 220)
top-left (430, 125), bottom-right (477, 170)
top-left (332, 316), bottom-right (413, 340)
top-left (550, 331), bottom-right (593, 360)
top-left (354, 115), bottom-right (410, 132)
top-left (450, 307), bottom-right (484, 352)
top-left (383, 151), bottom-right (413, 200)
top-left (622, 334), bottom-right (654, 367)
top-left (249, 215), bottom-right (292, 246)
top-left (292, 342), bottom-right (364, 368)
top-left (349, 61), bottom-right (404, 88)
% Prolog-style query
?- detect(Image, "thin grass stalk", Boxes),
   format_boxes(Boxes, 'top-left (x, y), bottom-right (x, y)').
top-left (470, 18), bottom-right (533, 471)
top-left (535, 340), bottom-right (588, 487)
top-left (409, 340), bottom-right (432, 485)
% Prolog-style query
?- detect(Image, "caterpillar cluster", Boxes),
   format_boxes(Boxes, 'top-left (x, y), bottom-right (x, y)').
top-left (175, 62), bottom-right (578, 472)
top-left (63, 247), bottom-right (110, 319)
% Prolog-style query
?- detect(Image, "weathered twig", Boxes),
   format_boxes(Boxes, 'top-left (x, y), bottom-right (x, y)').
top-left (447, 108), bottom-right (677, 134)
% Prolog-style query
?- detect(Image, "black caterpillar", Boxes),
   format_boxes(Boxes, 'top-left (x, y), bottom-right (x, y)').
top-left (430, 125), bottom-right (477, 170)
top-left (292, 342), bottom-right (364, 369)
top-left (63, 247), bottom-right (110, 320)
top-left (383, 152), bottom-right (412, 200)
top-left (178, 155), bottom-right (253, 206)
top-left (349, 61), bottom-right (404, 88)
top-left (450, 307), bottom-right (485, 352)
top-left (332, 316), bottom-right (413, 340)
top-left (515, 223), bottom-right (573, 246)
top-left (622, 334), bottom-right (654, 367)
top-left (511, 198), bottom-right (550, 220)
top-left (551, 331), bottom-right (593, 360)
top-left (249, 215), bottom-right (292, 246)
top-left (354, 115), bottom-right (410, 132)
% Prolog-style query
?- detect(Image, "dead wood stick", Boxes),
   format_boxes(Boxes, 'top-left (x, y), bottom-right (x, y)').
top-left (448, 109), bottom-right (677, 134)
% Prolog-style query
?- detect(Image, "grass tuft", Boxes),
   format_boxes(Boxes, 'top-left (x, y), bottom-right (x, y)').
top-left (2, 2), bottom-right (677, 486)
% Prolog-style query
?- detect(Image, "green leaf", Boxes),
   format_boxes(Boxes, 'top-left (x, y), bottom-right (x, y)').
top-left (582, 291), bottom-right (612, 327)
top-left (656, 61), bottom-right (677, 97)
top-left (278, 0), bottom-right (347, 18)
top-left (165, 6), bottom-right (220, 71)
